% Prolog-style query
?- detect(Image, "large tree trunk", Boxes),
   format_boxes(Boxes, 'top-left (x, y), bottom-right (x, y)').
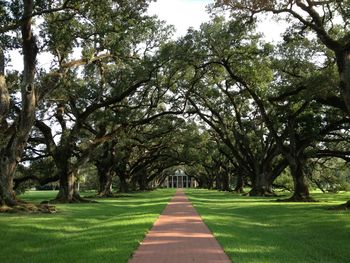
top-left (220, 173), bottom-right (230, 191)
top-left (0, 0), bottom-right (43, 210)
top-left (215, 173), bottom-right (221, 190)
top-left (0, 50), bottom-right (16, 206)
top-left (249, 172), bottom-right (275, 197)
top-left (337, 51), bottom-right (350, 209)
top-left (55, 168), bottom-right (75, 202)
top-left (138, 173), bottom-right (148, 191)
top-left (0, 47), bottom-right (10, 126)
top-left (207, 176), bottom-right (214, 190)
top-left (54, 169), bottom-right (88, 203)
top-left (97, 168), bottom-right (114, 197)
top-left (0, 160), bottom-right (17, 207)
top-left (118, 174), bottom-right (129, 193)
top-left (52, 150), bottom-right (87, 203)
top-left (286, 158), bottom-right (314, 202)
top-left (336, 50), bottom-right (350, 113)
top-left (234, 174), bottom-right (244, 193)
top-left (197, 178), bottom-right (205, 188)
top-left (95, 141), bottom-right (115, 197)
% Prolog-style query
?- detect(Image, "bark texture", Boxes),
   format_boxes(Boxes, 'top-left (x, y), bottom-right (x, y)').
top-left (97, 168), bottom-right (114, 197)
top-left (233, 174), bottom-right (244, 193)
top-left (52, 149), bottom-right (91, 203)
top-left (0, 0), bottom-right (41, 209)
top-left (118, 174), bottom-right (130, 193)
top-left (249, 172), bottom-right (275, 196)
top-left (288, 165), bottom-right (312, 201)
top-left (0, 47), bottom-right (10, 126)
top-left (220, 172), bottom-right (230, 191)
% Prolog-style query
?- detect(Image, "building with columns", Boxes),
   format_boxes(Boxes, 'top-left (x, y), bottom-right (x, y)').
top-left (163, 170), bottom-right (197, 188)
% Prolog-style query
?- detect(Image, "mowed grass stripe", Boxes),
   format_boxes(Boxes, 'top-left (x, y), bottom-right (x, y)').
top-left (0, 189), bottom-right (175, 263)
top-left (185, 189), bottom-right (350, 263)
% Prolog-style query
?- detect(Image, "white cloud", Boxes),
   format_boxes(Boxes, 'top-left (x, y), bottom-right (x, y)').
top-left (148, 0), bottom-right (212, 37)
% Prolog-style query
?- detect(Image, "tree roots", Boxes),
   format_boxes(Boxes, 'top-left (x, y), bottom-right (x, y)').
top-left (45, 193), bottom-right (97, 204)
top-left (0, 200), bottom-right (56, 213)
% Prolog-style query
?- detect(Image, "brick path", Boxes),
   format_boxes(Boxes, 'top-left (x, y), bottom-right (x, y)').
top-left (128, 189), bottom-right (231, 263)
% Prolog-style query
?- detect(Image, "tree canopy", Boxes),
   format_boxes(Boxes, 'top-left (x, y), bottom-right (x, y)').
top-left (1, 0), bottom-right (350, 211)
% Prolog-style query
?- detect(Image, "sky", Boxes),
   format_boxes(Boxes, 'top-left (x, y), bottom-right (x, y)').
top-left (147, 0), bottom-right (285, 41)
top-left (147, 0), bottom-right (212, 37)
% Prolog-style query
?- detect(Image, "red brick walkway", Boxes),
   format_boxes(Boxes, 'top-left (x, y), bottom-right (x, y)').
top-left (128, 189), bottom-right (231, 263)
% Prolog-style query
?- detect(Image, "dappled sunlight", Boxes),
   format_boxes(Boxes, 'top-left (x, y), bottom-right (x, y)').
top-left (228, 245), bottom-right (277, 254)
top-left (2, 188), bottom-right (348, 263)
top-left (186, 189), bottom-right (350, 263)
top-left (0, 189), bottom-right (175, 263)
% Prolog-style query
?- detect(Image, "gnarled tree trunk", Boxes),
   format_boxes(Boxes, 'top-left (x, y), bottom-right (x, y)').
top-left (279, 155), bottom-right (315, 202)
top-left (54, 168), bottom-right (88, 203)
top-left (55, 168), bottom-right (76, 203)
top-left (285, 157), bottom-right (314, 202)
top-left (0, 57), bottom-right (16, 205)
top-left (249, 172), bottom-right (274, 196)
top-left (207, 179), bottom-right (214, 190)
top-left (0, 160), bottom-right (17, 207)
top-left (336, 50), bottom-right (350, 112)
top-left (97, 168), bottom-right (114, 197)
top-left (0, 0), bottom-right (41, 210)
top-left (137, 172), bottom-right (148, 191)
top-left (52, 147), bottom-right (87, 203)
top-left (233, 174), bottom-right (244, 193)
top-left (214, 169), bottom-right (230, 191)
top-left (215, 173), bottom-right (221, 190)
top-left (118, 174), bottom-right (130, 193)
top-left (336, 51), bottom-right (350, 209)
top-left (95, 141), bottom-right (115, 197)
top-left (220, 172), bottom-right (230, 191)
top-left (0, 47), bottom-right (10, 126)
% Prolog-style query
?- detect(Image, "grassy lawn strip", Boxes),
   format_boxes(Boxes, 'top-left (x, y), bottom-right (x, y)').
top-left (186, 189), bottom-right (350, 263)
top-left (0, 189), bottom-right (175, 263)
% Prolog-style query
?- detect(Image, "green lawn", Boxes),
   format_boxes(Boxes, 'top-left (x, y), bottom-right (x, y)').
top-left (1, 189), bottom-right (348, 263)
top-left (0, 189), bottom-right (175, 263)
top-left (185, 189), bottom-right (350, 263)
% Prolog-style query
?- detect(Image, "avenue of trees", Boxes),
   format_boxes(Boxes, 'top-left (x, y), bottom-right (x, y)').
top-left (1, 0), bottom-right (350, 212)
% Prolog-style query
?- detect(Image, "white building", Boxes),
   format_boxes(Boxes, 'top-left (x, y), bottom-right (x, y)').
top-left (163, 170), bottom-right (197, 188)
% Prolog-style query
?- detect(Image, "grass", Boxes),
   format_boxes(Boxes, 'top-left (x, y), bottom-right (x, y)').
top-left (185, 189), bottom-right (350, 263)
top-left (0, 189), bottom-right (175, 263)
top-left (1, 188), bottom-right (348, 263)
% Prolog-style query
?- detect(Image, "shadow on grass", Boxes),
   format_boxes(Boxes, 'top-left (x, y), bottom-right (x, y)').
top-left (0, 189), bottom-right (175, 263)
top-left (186, 189), bottom-right (350, 263)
